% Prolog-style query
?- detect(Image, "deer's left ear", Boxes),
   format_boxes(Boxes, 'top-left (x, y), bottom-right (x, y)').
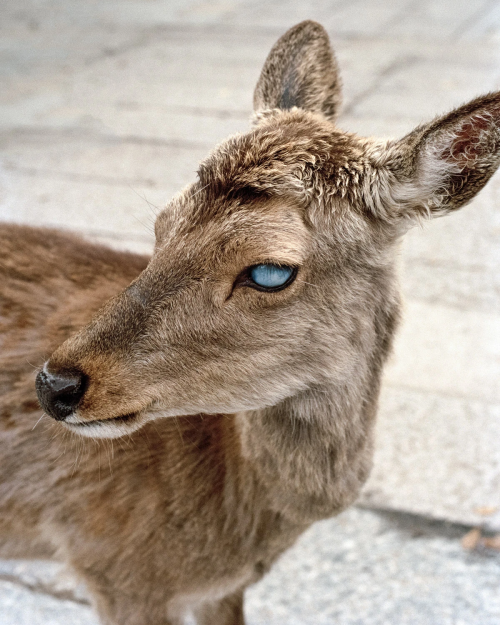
top-left (374, 92), bottom-right (500, 222)
top-left (253, 21), bottom-right (342, 121)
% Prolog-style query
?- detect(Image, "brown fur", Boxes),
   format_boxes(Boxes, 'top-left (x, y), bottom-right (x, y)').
top-left (1, 21), bottom-right (500, 625)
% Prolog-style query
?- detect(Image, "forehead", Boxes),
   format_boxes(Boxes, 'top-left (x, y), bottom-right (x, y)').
top-left (154, 110), bottom-right (365, 259)
top-left (155, 192), bottom-right (311, 265)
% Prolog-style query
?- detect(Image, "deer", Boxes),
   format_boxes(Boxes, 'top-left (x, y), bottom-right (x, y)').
top-left (1, 19), bottom-right (499, 625)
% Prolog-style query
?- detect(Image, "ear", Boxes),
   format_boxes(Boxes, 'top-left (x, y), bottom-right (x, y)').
top-left (253, 21), bottom-right (342, 121)
top-left (372, 92), bottom-right (500, 223)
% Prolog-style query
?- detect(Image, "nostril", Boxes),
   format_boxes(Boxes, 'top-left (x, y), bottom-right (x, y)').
top-left (35, 368), bottom-right (87, 422)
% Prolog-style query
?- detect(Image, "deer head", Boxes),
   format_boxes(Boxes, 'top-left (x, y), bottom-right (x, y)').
top-left (36, 21), bottom-right (500, 440)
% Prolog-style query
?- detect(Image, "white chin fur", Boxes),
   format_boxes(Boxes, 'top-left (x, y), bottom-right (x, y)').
top-left (62, 413), bottom-right (148, 439)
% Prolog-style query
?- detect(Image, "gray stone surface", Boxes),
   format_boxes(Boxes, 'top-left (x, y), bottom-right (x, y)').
top-left (246, 507), bottom-right (500, 625)
top-left (0, 582), bottom-right (97, 625)
top-left (0, 557), bottom-right (95, 625)
top-left (385, 299), bottom-right (500, 404)
top-left (1, 0), bottom-right (500, 622)
top-left (361, 386), bottom-right (500, 531)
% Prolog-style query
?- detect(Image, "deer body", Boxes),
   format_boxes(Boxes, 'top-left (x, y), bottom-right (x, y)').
top-left (0, 221), bottom-right (392, 624)
top-left (1, 21), bottom-right (500, 625)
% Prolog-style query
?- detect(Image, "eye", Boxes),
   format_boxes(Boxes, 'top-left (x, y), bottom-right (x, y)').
top-left (247, 264), bottom-right (297, 292)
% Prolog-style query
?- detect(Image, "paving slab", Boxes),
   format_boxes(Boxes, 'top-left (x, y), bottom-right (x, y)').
top-left (460, 1), bottom-right (500, 42)
top-left (348, 55), bottom-right (500, 123)
top-left (398, 255), bottom-right (500, 314)
top-left (0, 558), bottom-right (95, 625)
top-left (1, 170), bottom-right (162, 237)
top-left (361, 387), bottom-right (500, 531)
top-left (1, 0), bottom-right (200, 103)
top-left (387, 0), bottom-right (492, 38)
top-left (224, 0), bottom-right (414, 36)
top-left (0, 129), bottom-right (207, 180)
top-left (385, 299), bottom-right (500, 404)
top-left (246, 507), bottom-right (500, 625)
top-left (0, 581), bottom-right (97, 625)
top-left (402, 182), bottom-right (500, 269)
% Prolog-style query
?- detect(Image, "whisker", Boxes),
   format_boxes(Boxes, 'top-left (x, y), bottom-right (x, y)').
top-left (189, 183), bottom-right (210, 200)
top-left (31, 412), bottom-right (46, 431)
top-left (296, 279), bottom-right (319, 288)
top-left (133, 214), bottom-right (155, 236)
top-left (26, 359), bottom-right (43, 370)
top-left (107, 440), bottom-right (114, 476)
top-left (128, 185), bottom-right (162, 214)
top-left (173, 416), bottom-right (185, 447)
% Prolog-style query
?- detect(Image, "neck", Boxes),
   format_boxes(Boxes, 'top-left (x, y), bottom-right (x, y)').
top-left (236, 379), bottom-right (380, 524)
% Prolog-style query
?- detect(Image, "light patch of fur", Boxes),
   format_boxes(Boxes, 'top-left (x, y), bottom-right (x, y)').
top-left (63, 414), bottom-right (148, 439)
top-left (167, 571), bottom-right (251, 625)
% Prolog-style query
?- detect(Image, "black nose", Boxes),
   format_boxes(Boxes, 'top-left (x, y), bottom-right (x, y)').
top-left (35, 368), bottom-right (87, 421)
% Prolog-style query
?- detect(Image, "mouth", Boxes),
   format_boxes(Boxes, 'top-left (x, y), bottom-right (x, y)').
top-left (63, 411), bottom-right (145, 439)
top-left (73, 412), bottom-right (137, 427)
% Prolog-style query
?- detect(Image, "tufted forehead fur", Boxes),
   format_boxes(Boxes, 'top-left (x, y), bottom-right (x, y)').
top-left (197, 110), bottom-right (363, 212)
top-left (165, 109), bottom-right (390, 281)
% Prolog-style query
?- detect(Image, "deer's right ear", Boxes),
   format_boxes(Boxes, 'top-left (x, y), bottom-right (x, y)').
top-left (370, 92), bottom-right (500, 225)
top-left (253, 21), bottom-right (342, 121)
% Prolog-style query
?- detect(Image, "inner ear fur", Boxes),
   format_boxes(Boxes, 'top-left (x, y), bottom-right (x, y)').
top-left (373, 92), bottom-right (500, 222)
top-left (253, 21), bottom-right (342, 121)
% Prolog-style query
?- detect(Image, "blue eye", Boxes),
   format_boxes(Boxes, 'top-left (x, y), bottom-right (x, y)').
top-left (249, 264), bottom-right (296, 291)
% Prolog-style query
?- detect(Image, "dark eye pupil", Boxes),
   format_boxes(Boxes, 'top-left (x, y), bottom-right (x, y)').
top-left (250, 264), bottom-right (294, 289)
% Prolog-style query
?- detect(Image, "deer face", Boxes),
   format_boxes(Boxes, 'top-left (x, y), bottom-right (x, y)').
top-left (39, 125), bottom-right (394, 438)
top-left (36, 22), bottom-right (500, 438)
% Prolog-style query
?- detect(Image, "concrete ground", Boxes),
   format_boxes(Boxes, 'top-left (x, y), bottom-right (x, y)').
top-left (1, 0), bottom-right (499, 623)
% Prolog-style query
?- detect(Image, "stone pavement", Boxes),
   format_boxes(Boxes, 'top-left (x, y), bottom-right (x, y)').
top-left (1, 0), bottom-right (499, 623)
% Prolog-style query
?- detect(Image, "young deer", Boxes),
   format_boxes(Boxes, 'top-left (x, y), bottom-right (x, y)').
top-left (1, 20), bottom-right (499, 625)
